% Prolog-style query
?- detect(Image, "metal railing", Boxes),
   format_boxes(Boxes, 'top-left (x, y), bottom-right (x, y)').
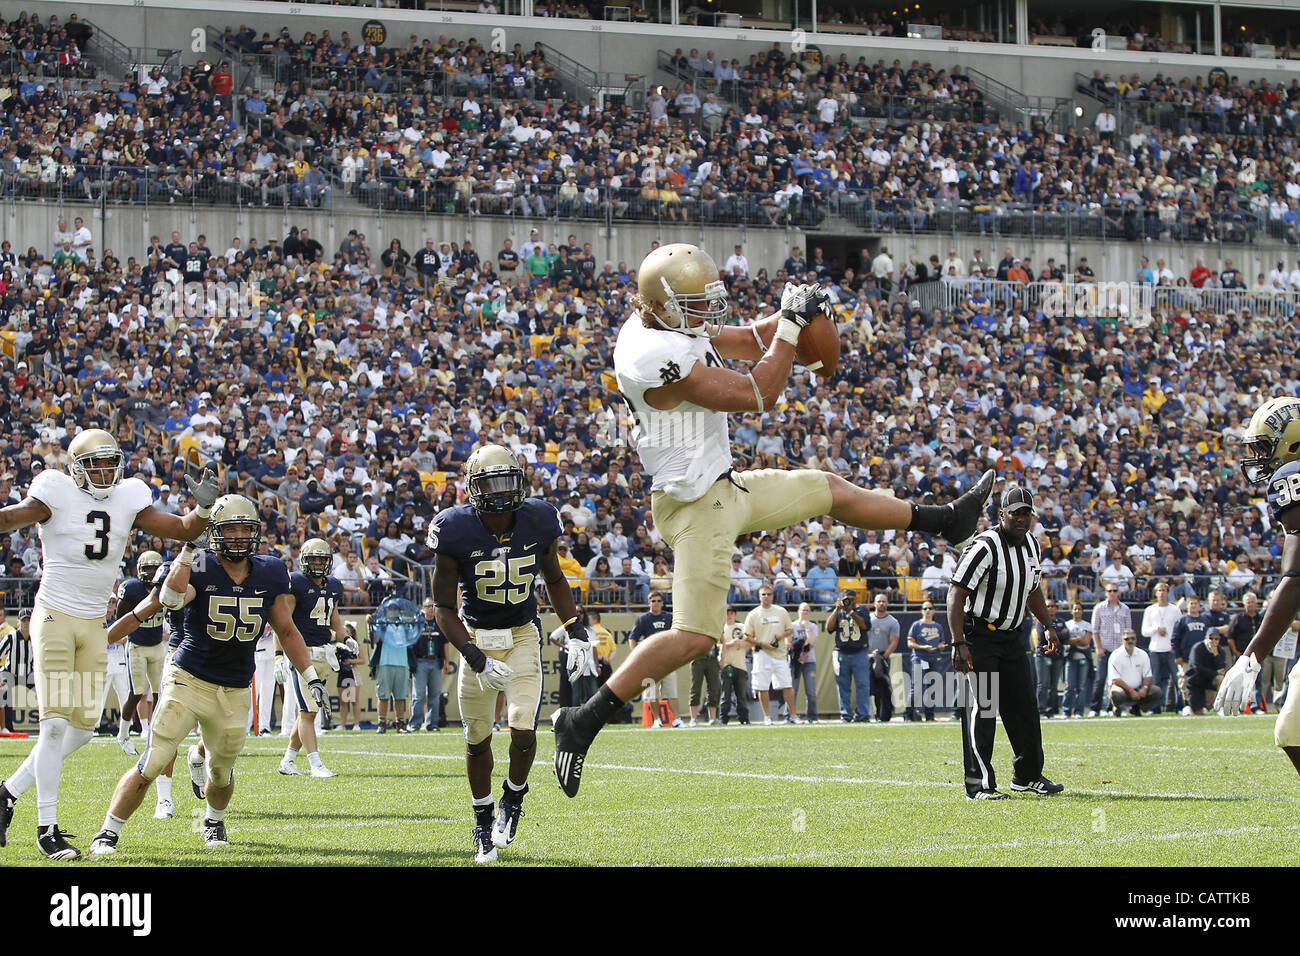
top-left (934, 275), bottom-right (1300, 319)
top-left (10, 160), bottom-right (1299, 252)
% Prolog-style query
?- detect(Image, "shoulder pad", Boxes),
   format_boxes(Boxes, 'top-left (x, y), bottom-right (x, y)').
top-left (1267, 460), bottom-right (1300, 516)
top-left (616, 323), bottom-right (704, 390)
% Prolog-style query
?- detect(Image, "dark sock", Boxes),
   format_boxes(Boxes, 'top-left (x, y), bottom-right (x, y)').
top-left (908, 502), bottom-right (952, 534)
top-left (503, 779), bottom-right (528, 803)
top-left (0, 783), bottom-right (12, 803)
top-left (576, 684), bottom-right (623, 730)
top-left (474, 803), bottom-right (494, 830)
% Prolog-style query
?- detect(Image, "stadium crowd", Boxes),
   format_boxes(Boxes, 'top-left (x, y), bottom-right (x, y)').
top-left (6, 19), bottom-right (1300, 246)
top-left (0, 214), bottom-right (1293, 622)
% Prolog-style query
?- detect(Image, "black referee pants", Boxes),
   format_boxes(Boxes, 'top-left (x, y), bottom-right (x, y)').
top-left (960, 625), bottom-right (1045, 795)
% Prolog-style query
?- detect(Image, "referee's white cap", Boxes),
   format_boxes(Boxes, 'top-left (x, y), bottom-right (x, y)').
top-left (1001, 486), bottom-right (1036, 513)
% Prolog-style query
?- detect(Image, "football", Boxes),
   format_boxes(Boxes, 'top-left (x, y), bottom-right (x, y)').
top-left (795, 312), bottom-right (840, 376)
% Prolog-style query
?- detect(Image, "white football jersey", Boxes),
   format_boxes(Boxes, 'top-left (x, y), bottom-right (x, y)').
top-left (614, 312), bottom-right (733, 502)
top-left (28, 471), bottom-right (154, 619)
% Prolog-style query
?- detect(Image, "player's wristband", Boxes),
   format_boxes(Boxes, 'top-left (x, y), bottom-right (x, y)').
top-left (460, 642), bottom-right (487, 673)
top-left (775, 317), bottom-right (801, 346)
top-left (194, 504), bottom-right (212, 519)
top-left (301, 665), bottom-right (319, 684)
top-left (159, 584), bottom-right (186, 610)
top-left (131, 609), bottom-right (143, 624)
top-left (176, 544), bottom-right (196, 567)
top-left (952, 640), bottom-right (968, 647)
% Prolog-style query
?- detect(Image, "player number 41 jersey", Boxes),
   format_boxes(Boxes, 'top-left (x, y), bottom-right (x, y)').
top-left (290, 572), bottom-right (342, 647)
top-left (29, 470), bottom-right (154, 619)
top-left (426, 499), bottom-right (562, 630)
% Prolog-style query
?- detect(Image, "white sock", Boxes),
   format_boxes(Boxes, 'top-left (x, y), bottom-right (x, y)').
top-left (101, 811), bottom-right (127, 836)
top-left (117, 720), bottom-right (130, 741)
top-left (314, 710), bottom-right (323, 734)
top-left (205, 803), bottom-right (224, 822)
top-left (34, 717), bottom-right (69, 827)
top-left (283, 746), bottom-right (298, 762)
top-left (59, 727), bottom-right (93, 759)
top-left (505, 777), bottom-right (527, 793)
top-left (141, 717), bottom-right (151, 740)
top-left (472, 794), bottom-right (493, 807)
top-left (157, 775), bottom-right (172, 803)
top-left (307, 751), bottom-right (324, 770)
top-left (6, 749), bottom-right (37, 798)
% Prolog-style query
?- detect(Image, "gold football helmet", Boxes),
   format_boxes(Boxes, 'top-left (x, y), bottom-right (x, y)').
top-left (69, 428), bottom-right (123, 500)
top-left (208, 494), bottom-right (262, 561)
top-left (636, 243), bottom-right (728, 337)
top-left (300, 537), bottom-right (333, 579)
top-left (1241, 396), bottom-right (1300, 483)
top-left (465, 444), bottom-right (525, 514)
top-left (137, 550), bottom-right (164, 581)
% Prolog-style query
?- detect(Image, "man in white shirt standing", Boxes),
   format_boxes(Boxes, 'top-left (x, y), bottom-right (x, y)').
top-left (1107, 630), bottom-right (1160, 715)
top-left (723, 243), bottom-right (749, 278)
top-left (1139, 581), bottom-right (1181, 714)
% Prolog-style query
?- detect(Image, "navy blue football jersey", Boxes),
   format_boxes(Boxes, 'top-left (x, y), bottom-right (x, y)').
top-left (1266, 460), bottom-right (1300, 521)
top-left (426, 498), bottom-right (562, 629)
top-left (116, 576), bottom-right (166, 647)
top-left (290, 573), bottom-right (342, 647)
top-left (173, 553), bottom-right (292, 687)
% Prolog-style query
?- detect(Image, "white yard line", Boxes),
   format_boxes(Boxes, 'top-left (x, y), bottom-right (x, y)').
top-left (306, 747), bottom-right (1296, 803)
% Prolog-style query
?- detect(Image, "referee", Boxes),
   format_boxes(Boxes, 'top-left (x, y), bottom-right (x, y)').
top-left (948, 486), bottom-right (1065, 800)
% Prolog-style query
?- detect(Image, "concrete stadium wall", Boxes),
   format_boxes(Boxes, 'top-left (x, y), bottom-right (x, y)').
top-left (20, 0), bottom-right (1300, 103)
top-left (4, 199), bottom-right (1295, 286)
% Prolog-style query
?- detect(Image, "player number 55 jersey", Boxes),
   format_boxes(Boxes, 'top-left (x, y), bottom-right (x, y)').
top-left (29, 470), bottom-right (154, 619)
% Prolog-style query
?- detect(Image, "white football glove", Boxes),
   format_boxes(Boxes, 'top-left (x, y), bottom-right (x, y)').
top-left (780, 282), bottom-right (830, 327)
top-left (566, 639), bottom-right (592, 684)
top-left (274, 655), bottom-right (292, 685)
top-left (1215, 653), bottom-right (1260, 716)
top-left (476, 658), bottom-right (514, 693)
top-left (343, 636), bottom-right (359, 657)
top-left (832, 650), bottom-right (841, 677)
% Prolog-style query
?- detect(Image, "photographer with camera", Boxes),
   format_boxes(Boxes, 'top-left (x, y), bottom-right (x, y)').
top-left (827, 590), bottom-right (870, 722)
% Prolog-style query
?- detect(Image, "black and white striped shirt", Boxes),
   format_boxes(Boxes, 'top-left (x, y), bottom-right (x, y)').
top-left (0, 627), bottom-right (33, 682)
top-left (951, 528), bottom-right (1042, 632)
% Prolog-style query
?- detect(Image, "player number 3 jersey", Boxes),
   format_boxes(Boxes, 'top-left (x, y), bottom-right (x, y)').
top-left (29, 470), bottom-right (154, 618)
top-left (614, 312), bottom-right (734, 503)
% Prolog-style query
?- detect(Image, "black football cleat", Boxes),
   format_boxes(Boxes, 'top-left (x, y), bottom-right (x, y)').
top-left (0, 783), bottom-right (15, 848)
top-left (552, 708), bottom-right (594, 798)
top-left (89, 829), bottom-right (119, 857)
top-left (201, 819), bottom-right (229, 848)
top-left (37, 824), bottom-right (80, 860)
top-left (944, 469), bottom-right (995, 548)
top-left (1009, 776), bottom-right (1065, 796)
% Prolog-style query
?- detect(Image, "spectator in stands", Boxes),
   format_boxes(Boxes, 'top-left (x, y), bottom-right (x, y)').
top-left (1108, 630), bottom-right (1161, 716)
top-left (1090, 583), bottom-right (1132, 716)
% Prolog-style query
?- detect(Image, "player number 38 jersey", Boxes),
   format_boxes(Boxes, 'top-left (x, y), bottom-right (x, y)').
top-left (29, 470), bottom-right (154, 618)
top-left (614, 312), bottom-right (733, 503)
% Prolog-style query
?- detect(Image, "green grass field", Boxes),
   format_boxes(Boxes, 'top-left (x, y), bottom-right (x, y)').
top-left (0, 714), bottom-right (1295, 866)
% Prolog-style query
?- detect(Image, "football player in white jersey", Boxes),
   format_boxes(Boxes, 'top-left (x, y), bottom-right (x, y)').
top-left (0, 429), bottom-right (218, 860)
top-left (553, 243), bottom-right (994, 797)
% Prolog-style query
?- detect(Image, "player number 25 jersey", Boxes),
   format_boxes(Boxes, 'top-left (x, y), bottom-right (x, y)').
top-left (427, 499), bottom-right (562, 630)
top-left (29, 471), bottom-right (154, 619)
top-left (614, 312), bottom-right (734, 503)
